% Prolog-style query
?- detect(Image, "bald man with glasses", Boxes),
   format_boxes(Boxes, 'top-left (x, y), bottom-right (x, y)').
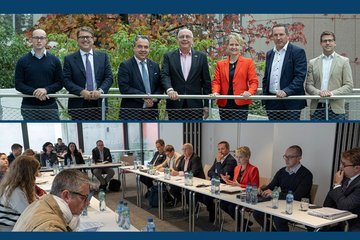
top-left (253, 145), bottom-right (313, 231)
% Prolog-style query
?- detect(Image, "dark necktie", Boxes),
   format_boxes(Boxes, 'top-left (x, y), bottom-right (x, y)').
top-left (237, 169), bottom-right (244, 183)
top-left (140, 61), bottom-right (151, 94)
top-left (341, 178), bottom-right (350, 192)
top-left (85, 53), bottom-right (94, 91)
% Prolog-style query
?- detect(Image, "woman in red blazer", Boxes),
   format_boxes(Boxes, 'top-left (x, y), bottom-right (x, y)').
top-left (212, 33), bottom-right (258, 120)
top-left (220, 146), bottom-right (260, 227)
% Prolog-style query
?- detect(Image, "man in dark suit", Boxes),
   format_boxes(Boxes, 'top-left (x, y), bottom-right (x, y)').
top-left (7, 143), bottom-right (23, 165)
top-left (204, 141), bottom-right (237, 222)
top-left (63, 26), bottom-right (113, 120)
top-left (92, 140), bottom-right (115, 191)
top-left (323, 147), bottom-right (360, 231)
top-left (118, 35), bottom-right (163, 120)
top-left (161, 28), bottom-right (211, 120)
top-left (262, 24), bottom-right (307, 120)
top-left (140, 139), bottom-right (166, 191)
top-left (168, 143), bottom-right (205, 204)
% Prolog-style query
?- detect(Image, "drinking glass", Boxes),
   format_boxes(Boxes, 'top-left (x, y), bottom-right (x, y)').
top-left (300, 198), bottom-right (309, 211)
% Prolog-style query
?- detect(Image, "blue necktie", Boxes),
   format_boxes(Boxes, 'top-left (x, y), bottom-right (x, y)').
top-left (85, 53), bottom-right (94, 91)
top-left (140, 61), bottom-right (151, 94)
top-left (341, 178), bottom-right (350, 192)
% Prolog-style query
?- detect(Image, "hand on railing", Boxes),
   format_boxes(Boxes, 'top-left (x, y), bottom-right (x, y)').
top-left (80, 89), bottom-right (101, 100)
top-left (319, 90), bottom-right (333, 97)
top-left (210, 92), bottom-right (220, 104)
top-left (144, 98), bottom-right (155, 108)
top-left (276, 90), bottom-right (288, 98)
top-left (33, 88), bottom-right (49, 101)
top-left (240, 91), bottom-right (252, 99)
top-left (167, 90), bottom-right (179, 100)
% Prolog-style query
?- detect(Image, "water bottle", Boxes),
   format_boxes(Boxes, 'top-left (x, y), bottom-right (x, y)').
top-left (67, 158), bottom-right (71, 167)
top-left (245, 182), bottom-right (252, 203)
top-left (116, 201), bottom-right (124, 228)
top-left (286, 190), bottom-right (294, 215)
top-left (211, 177), bottom-right (216, 194)
top-left (164, 167), bottom-right (170, 180)
top-left (251, 184), bottom-right (258, 205)
top-left (184, 172), bottom-right (189, 186)
top-left (98, 190), bottom-right (106, 211)
top-left (271, 186), bottom-right (279, 209)
top-left (145, 217), bottom-right (156, 232)
top-left (214, 177), bottom-right (220, 195)
top-left (122, 202), bottom-right (131, 230)
top-left (188, 171), bottom-right (193, 186)
top-left (46, 159), bottom-right (51, 168)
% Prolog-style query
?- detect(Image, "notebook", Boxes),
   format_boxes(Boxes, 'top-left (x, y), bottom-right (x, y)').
top-left (308, 207), bottom-right (352, 220)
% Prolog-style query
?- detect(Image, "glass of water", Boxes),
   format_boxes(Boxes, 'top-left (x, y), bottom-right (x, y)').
top-left (300, 198), bottom-right (309, 211)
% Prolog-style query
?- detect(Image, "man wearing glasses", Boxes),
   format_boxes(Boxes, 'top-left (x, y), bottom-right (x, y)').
top-left (253, 145), bottom-right (313, 231)
top-left (63, 26), bottom-right (113, 120)
top-left (306, 31), bottom-right (353, 120)
top-left (15, 29), bottom-right (63, 120)
top-left (13, 169), bottom-right (92, 231)
top-left (323, 147), bottom-right (360, 231)
top-left (161, 28), bottom-right (211, 120)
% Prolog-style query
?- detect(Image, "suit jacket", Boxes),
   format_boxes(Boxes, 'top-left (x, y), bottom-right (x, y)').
top-left (161, 48), bottom-right (211, 108)
top-left (118, 57), bottom-right (163, 108)
top-left (92, 147), bottom-right (112, 163)
top-left (323, 175), bottom-right (360, 231)
top-left (232, 163), bottom-right (260, 188)
top-left (212, 56), bottom-right (258, 107)
top-left (63, 50), bottom-right (113, 109)
top-left (207, 153), bottom-right (237, 182)
top-left (175, 153), bottom-right (205, 179)
top-left (63, 152), bottom-right (85, 165)
top-left (149, 151), bottom-right (166, 166)
top-left (305, 52), bottom-right (353, 114)
top-left (262, 43), bottom-right (307, 110)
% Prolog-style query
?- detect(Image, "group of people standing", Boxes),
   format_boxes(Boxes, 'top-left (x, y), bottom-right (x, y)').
top-left (14, 23), bottom-right (353, 121)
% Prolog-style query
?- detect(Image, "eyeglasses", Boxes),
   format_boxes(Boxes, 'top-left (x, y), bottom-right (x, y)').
top-left (178, 35), bottom-right (193, 39)
top-left (321, 39), bottom-right (334, 43)
top-left (69, 191), bottom-right (89, 201)
top-left (78, 36), bottom-right (93, 40)
top-left (340, 162), bottom-right (356, 168)
top-left (32, 36), bottom-right (47, 41)
top-left (283, 155), bottom-right (299, 160)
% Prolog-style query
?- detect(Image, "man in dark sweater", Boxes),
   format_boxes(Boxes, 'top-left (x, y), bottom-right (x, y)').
top-left (15, 29), bottom-right (63, 120)
top-left (253, 145), bottom-right (313, 231)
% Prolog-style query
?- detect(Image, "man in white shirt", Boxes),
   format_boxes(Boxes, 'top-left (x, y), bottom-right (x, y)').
top-left (305, 31), bottom-right (353, 120)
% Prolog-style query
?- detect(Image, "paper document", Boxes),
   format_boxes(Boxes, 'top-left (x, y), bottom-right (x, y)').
top-left (308, 207), bottom-right (352, 220)
top-left (78, 221), bottom-right (104, 232)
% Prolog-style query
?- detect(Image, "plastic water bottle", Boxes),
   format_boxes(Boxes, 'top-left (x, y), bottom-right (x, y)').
top-left (188, 171), bottom-right (193, 186)
top-left (271, 186), bottom-right (279, 209)
top-left (122, 202), bottom-right (131, 230)
top-left (245, 182), bottom-right (252, 203)
top-left (211, 177), bottom-right (216, 194)
top-left (46, 159), bottom-right (51, 168)
top-left (214, 177), bottom-right (220, 195)
top-left (116, 201), bottom-right (124, 227)
top-left (286, 190), bottom-right (294, 215)
top-left (98, 190), bottom-right (106, 211)
top-left (145, 217), bottom-right (156, 232)
top-left (251, 184), bottom-right (258, 205)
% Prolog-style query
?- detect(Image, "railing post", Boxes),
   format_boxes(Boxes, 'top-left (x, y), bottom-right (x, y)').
top-left (325, 99), bottom-right (329, 121)
top-left (101, 98), bottom-right (106, 120)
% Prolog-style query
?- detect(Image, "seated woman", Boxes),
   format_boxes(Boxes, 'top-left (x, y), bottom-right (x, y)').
top-left (0, 155), bottom-right (40, 231)
top-left (220, 146), bottom-right (259, 229)
top-left (63, 142), bottom-right (85, 166)
top-left (0, 153), bottom-right (9, 182)
top-left (40, 142), bottom-right (58, 167)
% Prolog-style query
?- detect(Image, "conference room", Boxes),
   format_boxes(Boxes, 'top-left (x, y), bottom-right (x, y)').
top-left (0, 121), bottom-right (358, 232)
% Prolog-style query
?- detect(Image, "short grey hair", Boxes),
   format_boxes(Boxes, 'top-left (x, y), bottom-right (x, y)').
top-left (50, 169), bottom-right (92, 196)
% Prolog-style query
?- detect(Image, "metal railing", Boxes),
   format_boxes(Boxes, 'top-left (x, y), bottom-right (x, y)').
top-left (1, 91), bottom-right (360, 121)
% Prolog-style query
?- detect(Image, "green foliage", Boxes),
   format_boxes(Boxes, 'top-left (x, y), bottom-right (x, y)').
top-left (0, 25), bottom-right (29, 88)
top-left (46, 33), bottom-right (78, 64)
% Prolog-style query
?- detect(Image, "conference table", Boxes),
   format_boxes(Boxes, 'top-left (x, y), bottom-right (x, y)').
top-left (119, 165), bottom-right (358, 232)
top-left (36, 171), bottom-right (139, 232)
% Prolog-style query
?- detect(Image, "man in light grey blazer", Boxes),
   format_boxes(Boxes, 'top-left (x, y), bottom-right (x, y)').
top-left (305, 31), bottom-right (353, 120)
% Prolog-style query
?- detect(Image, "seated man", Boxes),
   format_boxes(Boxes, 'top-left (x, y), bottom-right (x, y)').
top-left (169, 143), bottom-right (205, 204)
top-left (156, 144), bottom-right (181, 172)
top-left (323, 147), bottom-right (360, 231)
top-left (13, 169), bottom-right (92, 231)
top-left (253, 145), bottom-right (313, 231)
top-left (140, 139), bottom-right (166, 192)
top-left (92, 140), bottom-right (115, 191)
top-left (202, 141), bottom-right (237, 222)
top-left (7, 143), bottom-right (23, 165)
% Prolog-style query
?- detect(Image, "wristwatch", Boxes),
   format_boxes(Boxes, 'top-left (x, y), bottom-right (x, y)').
top-left (97, 88), bottom-right (104, 94)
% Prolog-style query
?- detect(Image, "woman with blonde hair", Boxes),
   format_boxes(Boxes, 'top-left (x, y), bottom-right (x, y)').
top-left (212, 33), bottom-right (258, 120)
top-left (0, 155), bottom-right (40, 231)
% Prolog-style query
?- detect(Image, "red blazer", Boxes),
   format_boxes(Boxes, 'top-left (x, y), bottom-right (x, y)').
top-left (232, 163), bottom-right (259, 188)
top-left (212, 56), bottom-right (258, 107)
